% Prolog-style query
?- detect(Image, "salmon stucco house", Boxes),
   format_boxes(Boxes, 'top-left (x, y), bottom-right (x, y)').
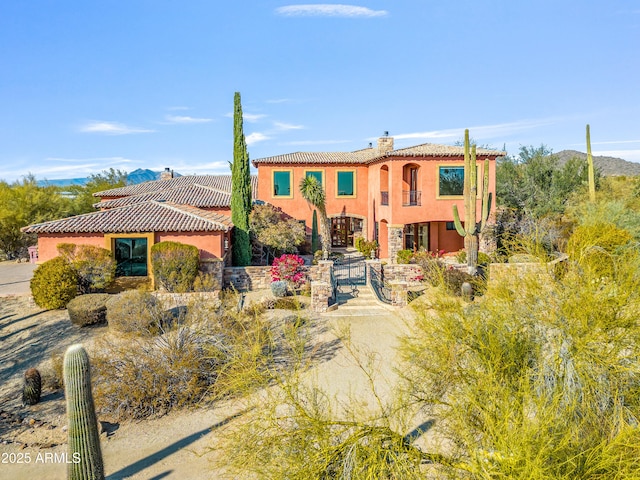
top-left (23, 134), bottom-right (503, 279)
top-left (253, 134), bottom-right (504, 261)
top-left (22, 174), bottom-right (258, 276)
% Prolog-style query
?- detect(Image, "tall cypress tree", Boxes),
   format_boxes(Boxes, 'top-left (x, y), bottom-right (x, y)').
top-left (231, 92), bottom-right (252, 266)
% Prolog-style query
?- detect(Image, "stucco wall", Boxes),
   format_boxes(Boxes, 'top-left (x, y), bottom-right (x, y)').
top-left (36, 231), bottom-right (227, 264)
top-left (256, 164), bottom-right (369, 228)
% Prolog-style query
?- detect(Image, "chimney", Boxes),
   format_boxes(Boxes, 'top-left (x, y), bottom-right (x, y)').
top-left (160, 167), bottom-right (174, 181)
top-left (377, 131), bottom-right (394, 154)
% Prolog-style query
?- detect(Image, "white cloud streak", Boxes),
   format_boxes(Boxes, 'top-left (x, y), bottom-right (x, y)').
top-left (165, 114), bottom-right (212, 124)
top-left (246, 132), bottom-right (270, 145)
top-left (393, 119), bottom-right (558, 143)
top-left (79, 121), bottom-right (154, 135)
top-left (274, 121), bottom-right (304, 131)
top-left (593, 149), bottom-right (640, 162)
top-left (276, 4), bottom-right (388, 17)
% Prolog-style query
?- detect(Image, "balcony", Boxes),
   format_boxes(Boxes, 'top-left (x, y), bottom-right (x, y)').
top-left (380, 191), bottom-right (389, 206)
top-left (403, 190), bottom-right (421, 206)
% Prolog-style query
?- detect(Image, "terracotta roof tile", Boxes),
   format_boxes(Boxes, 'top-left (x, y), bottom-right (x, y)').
top-left (22, 201), bottom-right (232, 234)
top-left (252, 143), bottom-right (505, 166)
top-left (94, 174), bottom-right (258, 199)
top-left (94, 184), bottom-right (232, 209)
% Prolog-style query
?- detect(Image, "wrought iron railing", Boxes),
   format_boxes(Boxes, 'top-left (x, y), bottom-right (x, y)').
top-left (380, 191), bottom-right (389, 206)
top-left (402, 190), bottom-right (421, 206)
top-left (368, 264), bottom-right (391, 304)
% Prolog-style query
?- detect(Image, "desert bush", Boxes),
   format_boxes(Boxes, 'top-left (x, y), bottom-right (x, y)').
top-left (106, 290), bottom-right (164, 335)
top-left (192, 272), bottom-right (218, 292)
top-left (57, 243), bottom-right (116, 293)
top-left (273, 297), bottom-right (305, 310)
top-left (151, 241), bottom-right (199, 292)
top-left (30, 256), bottom-right (78, 309)
top-left (396, 249), bottom-right (413, 264)
top-left (355, 238), bottom-right (378, 258)
top-left (93, 291), bottom-right (275, 419)
top-left (566, 222), bottom-right (633, 279)
top-left (455, 250), bottom-right (492, 266)
top-left (401, 249), bottom-right (640, 478)
top-left (67, 293), bottom-right (111, 326)
top-left (270, 280), bottom-right (288, 298)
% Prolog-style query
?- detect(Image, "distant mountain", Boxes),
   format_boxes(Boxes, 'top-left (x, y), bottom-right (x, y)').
top-left (554, 150), bottom-right (640, 177)
top-left (37, 168), bottom-right (181, 187)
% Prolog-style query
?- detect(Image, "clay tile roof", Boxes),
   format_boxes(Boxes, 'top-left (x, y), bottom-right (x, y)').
top-left (252, 143), bottom-right (505, 166)
top-left (94, 174), bottom-right (258, 199)
top-left (21, 201), bottom-right (233, 234)
top-left (94, 184), bottom-right (232, 209)
top-left (251, 148), bottom-right (379, 166)
top-left (380, 143), bottom-right (505, 159)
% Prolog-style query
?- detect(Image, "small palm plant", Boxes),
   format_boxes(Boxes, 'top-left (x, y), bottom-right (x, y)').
top-left (299, 176), bottom-right (330, 259)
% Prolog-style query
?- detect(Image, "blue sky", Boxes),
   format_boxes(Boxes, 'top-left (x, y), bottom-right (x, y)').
top-left (1, 1), bottom-right (638, 182)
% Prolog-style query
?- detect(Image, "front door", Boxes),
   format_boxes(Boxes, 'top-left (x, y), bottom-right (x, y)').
top-left (331, 217), bottom-right (348, 247)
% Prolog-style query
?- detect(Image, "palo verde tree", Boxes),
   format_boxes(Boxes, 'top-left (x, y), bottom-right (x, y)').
top-left (452, 129), bottom-right (491, 275)
top-left (299, 176), bottom-right (330, 258)
top-left (231, 92), bottom-right (252, 266)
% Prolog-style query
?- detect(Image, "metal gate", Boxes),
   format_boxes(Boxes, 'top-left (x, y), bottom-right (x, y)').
top-left (334, 255), bottom-right (366, 286)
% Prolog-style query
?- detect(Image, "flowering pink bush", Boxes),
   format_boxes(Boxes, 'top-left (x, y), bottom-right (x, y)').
top-left (270, 254), bottom-right (306, 288)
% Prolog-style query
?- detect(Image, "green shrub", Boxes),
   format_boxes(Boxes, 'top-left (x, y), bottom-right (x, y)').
top-left (151, 241), bottom-right (199, 292)
top-left (508, 253), bottom-right (542, 263)
top-left (193, 272), bottom-right (218, 292)
top-left (356, 238), bottom-right (378, 258)
top-left (30, 257), bottom-right (78, 309)
top-left (396, 249), bottom-right (413, 264)
top-left (566, 222), bottom-right (633, 278)
top-left (455, 250), bottom-right (492, 265)
top-left (67, 293), bottom-right (111, 326)
top-left (57, 243), bottom-right (116, 293)
top-left (402, 250), bottom-right (640, 478)
top-left (106, 290), bottom-right (163, 335)
top-left (312, 250), bottom-right (344, 265)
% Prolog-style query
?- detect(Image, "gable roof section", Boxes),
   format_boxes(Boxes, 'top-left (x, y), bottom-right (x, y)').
top-left (94, 184), bottom-right (232, 209)
top-left (94, 174), bottom-right (258, 199)
top-left (252, 143), bottom-right (505, 166)
top-left (22, 201), bottom-right (233, 234)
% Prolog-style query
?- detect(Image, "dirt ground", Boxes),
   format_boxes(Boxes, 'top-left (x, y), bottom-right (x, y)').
top-left (0, 291), bottom-right (420, 479)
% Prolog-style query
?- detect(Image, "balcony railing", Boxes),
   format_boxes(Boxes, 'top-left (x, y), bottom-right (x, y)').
top-left (380, 191), bottom-right (389, 206)
top-left (403, 190), bottom-right (421, 206)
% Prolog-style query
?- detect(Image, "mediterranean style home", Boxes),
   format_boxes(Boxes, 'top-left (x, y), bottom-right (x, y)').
top-left (254, 135), bottom-right (503, 260)
top-left (22, 135), bottom-right (503, 277)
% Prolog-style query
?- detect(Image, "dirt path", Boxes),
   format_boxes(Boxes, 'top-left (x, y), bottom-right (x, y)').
top-left (0, 294), bottom-right (418, 479)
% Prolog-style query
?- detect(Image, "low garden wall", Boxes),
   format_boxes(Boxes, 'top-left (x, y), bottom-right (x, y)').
top-left (223, 261), bottom-right (332, 291)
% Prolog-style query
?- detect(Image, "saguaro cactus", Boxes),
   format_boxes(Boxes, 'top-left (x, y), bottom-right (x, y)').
top-left (63, 344), bottom-right (104, 480)
top-left (22, 368), bottom-right (42, 406)
top-left (452, 129), bottom-right (492, 275)
top-left (586, 124), bottom-right (596, 202)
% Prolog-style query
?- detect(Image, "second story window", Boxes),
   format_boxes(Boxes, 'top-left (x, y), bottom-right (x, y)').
top-left (273, 170), bottom-right (292, 197)
top-left (336, 170), bottom-right (355, 197)
top-left (438, 166), bottom-right (465, 197)
top-left (305, 170), bottom-right (323, 185)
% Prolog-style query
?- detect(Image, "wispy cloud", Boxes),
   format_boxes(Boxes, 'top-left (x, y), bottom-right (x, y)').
top-left (246, 132), bottom-right (270, 145)
top-left (165, 114), bottom-right (212, 124)
top-left (32, 157), bottom-right (136, 178)
top-left (274, 121), bottom-right (304, 131)
top-left (266, 98), bottom-right (295, 104)
top-left (393, 119), bottom-right (558, 143)
top-left (79, 121), bottom-right (154, 135)
top-left (224, 112), bottom-right (267, 122)
top-left (276, 4), bottom-right (388, 17)
top-left (167, 106), bottom-right (190, 111)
